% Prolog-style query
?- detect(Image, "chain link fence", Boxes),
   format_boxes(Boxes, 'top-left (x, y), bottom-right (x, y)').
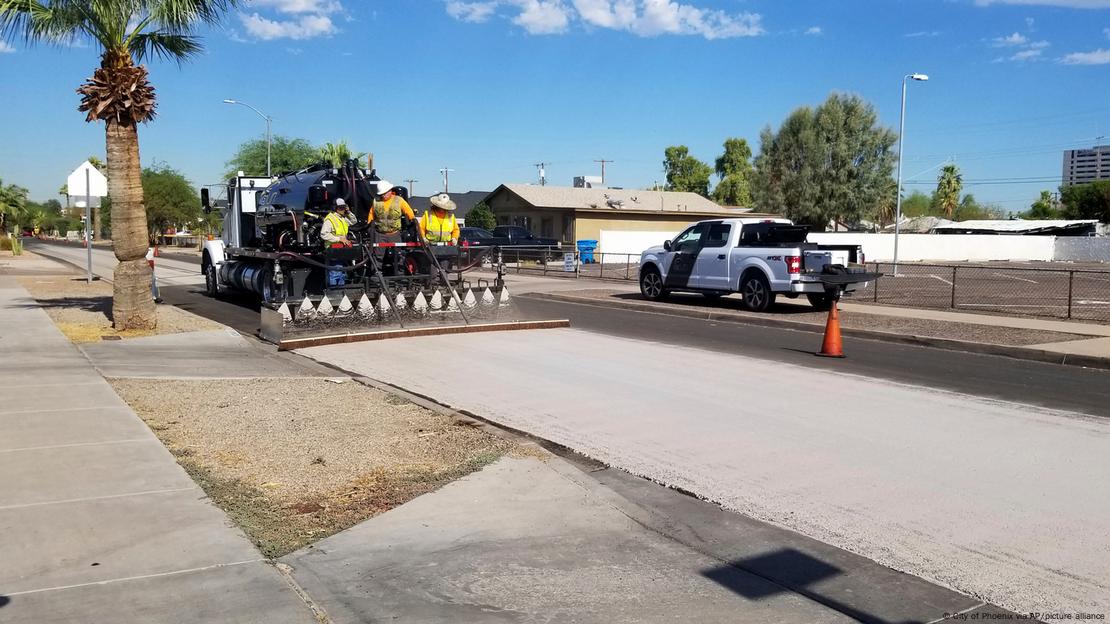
top-left (478, 247), bottom-right (1110, 323)
top-left (854, 262), bottom-right (1110, 322)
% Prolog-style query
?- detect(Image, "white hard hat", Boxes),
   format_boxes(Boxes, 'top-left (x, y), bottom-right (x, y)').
top-left (430, 193), bottom-right (456, 211)
top-left (334, 198), bottom-right (347, 207)
top-left (375, 180), bottom-right (393, 196)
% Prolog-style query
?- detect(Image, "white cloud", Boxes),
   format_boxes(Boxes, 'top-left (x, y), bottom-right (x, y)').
top-left (1027, 39), bottom-right (1050, 48)
top-left (247, 0), bottom-right (342, 13)
top-left (993, 31), bottom-right (1027, 46)
top-left (239, 12), bottom-right (337, 39)
top-left (1061, 47), bottom-right (1110, 64)
top-left (975, 0), bottom-right (1110, 7)
top-left (804, 26), bottom-right (822, 36)
top-left (0, 39), bottom-right (15, 53)
top-left (447, 0), bottom-right (763, 39)
top-left (513, 0), bottom-right (571, 34)
top-left (1010, 48), bottom-right (1044, 60)
top-left (446, 1), bottom-right (499, 22)
top-left (905, 30), bottom-right (941, 37)
top-left (1104, 27), bottom-right (1110, 39)
top-left (1025, 16), bottom-right (1035, 30)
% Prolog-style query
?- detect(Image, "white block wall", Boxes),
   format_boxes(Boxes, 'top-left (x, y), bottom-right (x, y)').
top-left (808, 233), bottom-right (1057, 262)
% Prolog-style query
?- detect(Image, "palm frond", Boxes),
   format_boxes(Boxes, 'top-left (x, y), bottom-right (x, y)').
top-left (129, 29), bottom-right (199, 62)
top-left (0, 0), bottom-right (94, 46)
top-left (148, 0), bottom-right (238, 31)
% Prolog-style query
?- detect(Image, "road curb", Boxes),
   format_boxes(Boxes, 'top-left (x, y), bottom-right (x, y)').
top-left (529, 291), bottom-right (1110, 372)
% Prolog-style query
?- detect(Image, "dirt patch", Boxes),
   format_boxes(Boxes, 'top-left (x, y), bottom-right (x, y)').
top-left (16, 275), bottom-right (223, 342)
top-left (556, 289), bottom-right (1097, 347)
top-left (110, 377), bottom-right (520, 558)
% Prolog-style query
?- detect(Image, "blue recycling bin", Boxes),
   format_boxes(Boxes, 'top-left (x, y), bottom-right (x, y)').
top-left (576, 239), bottom-right (598, 264)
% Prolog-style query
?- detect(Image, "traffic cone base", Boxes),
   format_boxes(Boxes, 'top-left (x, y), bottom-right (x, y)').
top-left (816, 298), bottom-right (846, 358)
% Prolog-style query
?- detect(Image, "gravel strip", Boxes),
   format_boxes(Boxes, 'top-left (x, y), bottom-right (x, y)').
top-left (16, 274), bottom-right (223, 342)
top-left (555, 289), bottom-right (1096, 346)
top-left (111, 377), bottom-right (516, 557)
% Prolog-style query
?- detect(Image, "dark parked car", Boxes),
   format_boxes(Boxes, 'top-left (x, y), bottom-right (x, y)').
top-left (459, 227), bottom-right (497, 247)
top-left (490, 225), bottom-right (561, 248)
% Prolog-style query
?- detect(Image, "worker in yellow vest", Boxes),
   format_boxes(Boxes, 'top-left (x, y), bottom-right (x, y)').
top-left (321, 198), bottom-right (353, 287)
top-left (368, 180), bottom-right (415, 242)
top-left (419, 193), bottom-right (460, 245)
top-left (320, 198), bottom-right (353, 248)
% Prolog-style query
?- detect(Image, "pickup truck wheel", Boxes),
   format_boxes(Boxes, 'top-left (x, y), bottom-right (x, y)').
top-left (204, 263), bottom-right (219, 298)
top-left (806, 293), bottom-right (834, 311)
top-left (740, 273), bottom-right (775, 312)
top-left (639, 267), bottom-right (669, 301)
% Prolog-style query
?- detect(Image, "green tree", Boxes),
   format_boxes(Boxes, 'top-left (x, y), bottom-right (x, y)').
top-left (466, 201), bottom-right (496, 231)
top-left (899, 190), bottom-right (934, 218)
top-left (142, 165), bottom-right (200, 239)
top-left (1060, 181), bottom-right (1110, 223)
top-left (225, 135), bottom-right (319, 178)
top-left (712, 137), bottom-right (754, 206)
top-left (935, 164), bottom-right (963, 219)
top-left (318, 140), bottom-right (366, 168)
top-left (663, 145), bottom-right (713, 197)
top-left (1020, 190), bottom-right (1062, 220)
top-left (0, 178), bottom-right (28, 233)
top-left (752, 93), bottom-right (897, 228)
top-left (2, 0), bottom-right (237, 330)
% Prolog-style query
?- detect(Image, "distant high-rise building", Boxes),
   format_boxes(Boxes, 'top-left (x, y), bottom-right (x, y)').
top-left (1062, 145), bottom-right (1110, 186)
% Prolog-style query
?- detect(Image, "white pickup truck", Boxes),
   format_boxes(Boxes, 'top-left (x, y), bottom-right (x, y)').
top-left (638, 217), bottom-right (867, 312)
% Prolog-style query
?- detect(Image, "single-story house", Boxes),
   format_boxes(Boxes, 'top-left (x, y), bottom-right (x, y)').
top-left (931, 219), bottom-right (1099, 236)
top-left (482, 184), bottom-right (774, 255)
top-left (408, 190), bottom-right (490, 224)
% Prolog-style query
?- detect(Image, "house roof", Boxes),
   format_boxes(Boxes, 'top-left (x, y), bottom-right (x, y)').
top-left (931, 219), bottom-right (1099, 235)
top-left (409, 190), bottom-right (489, 220)
top-left (487, 184), bottom-right (764, 217)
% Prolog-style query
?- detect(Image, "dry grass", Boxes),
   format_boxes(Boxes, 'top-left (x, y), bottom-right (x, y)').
top-left (110, 377), bottom-right (521, 558)
top-left (16, 275), bottom-right (223, 343)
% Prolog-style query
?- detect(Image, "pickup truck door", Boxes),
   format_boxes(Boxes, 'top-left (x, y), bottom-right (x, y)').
top-left (692, 222), bottom-right (733, 290)
top-left (663, 223), bottom-right (708, 289)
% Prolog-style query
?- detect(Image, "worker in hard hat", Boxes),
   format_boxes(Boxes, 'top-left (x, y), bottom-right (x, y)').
top-left (419, 193), bottom-right (460, 246)
top-left (321, 198), bottom-right (353, 287)
top-left (321, 198), bottom-right (353, 248)
top-left (368, 179), bottom-right (415, 242)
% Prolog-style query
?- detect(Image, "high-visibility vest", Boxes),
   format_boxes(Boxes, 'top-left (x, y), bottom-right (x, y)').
top-left (324, 211), bottom-right (349, 238)
top-left (422, 210), bottom-right (457, 243)
top-left (373, 197), bottom-right (403, 234)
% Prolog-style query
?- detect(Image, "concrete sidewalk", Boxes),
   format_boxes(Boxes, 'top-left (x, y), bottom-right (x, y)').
top-left (0, 277), bottom-right (314, 623)
top-left (283, 455), bottom-right (858, 623)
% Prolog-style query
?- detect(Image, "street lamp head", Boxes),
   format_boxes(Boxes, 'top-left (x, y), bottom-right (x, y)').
top-left (910, 74), bottom-right (929, 81)
top-left (222, 99), bottom-right (237, 104)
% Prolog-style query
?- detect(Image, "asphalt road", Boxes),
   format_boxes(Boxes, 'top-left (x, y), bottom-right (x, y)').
top-left (30, 240), bottom-right (1109, 417)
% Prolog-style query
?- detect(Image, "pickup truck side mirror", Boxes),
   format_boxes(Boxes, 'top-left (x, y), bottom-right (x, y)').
top-left (201, 188), bottom-right (211, 214)
top-left (663, 240), bottom-right (672, 252)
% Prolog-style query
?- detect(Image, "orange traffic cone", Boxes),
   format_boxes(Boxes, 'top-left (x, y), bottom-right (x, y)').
top-left (816, 298), bottom-right (845, 358)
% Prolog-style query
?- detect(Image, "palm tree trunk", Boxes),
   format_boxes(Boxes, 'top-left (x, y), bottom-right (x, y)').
top-left (106, 118), bottom-right (156, 330)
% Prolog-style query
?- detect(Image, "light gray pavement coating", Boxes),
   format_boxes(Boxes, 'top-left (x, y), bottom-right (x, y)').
top-left (283, 455), bottom-right (855, 624)
top-left (299, 327), bottom-right (1110, 616)
top-left (0, 277), bottom-right (314, 623)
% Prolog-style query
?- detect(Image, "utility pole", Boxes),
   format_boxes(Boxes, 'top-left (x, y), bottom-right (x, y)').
top-left (594, 159), bottom-right (613, 185)
top-left (403, 179), bottom-right (418, 197)
top-left (534, 162), bottom-right (547, 186)
top-left (439, 167), bottom-right (455, 193)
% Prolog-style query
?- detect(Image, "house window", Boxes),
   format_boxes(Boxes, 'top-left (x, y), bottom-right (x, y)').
top-left (562, 214), bottom-right (574, 243)
top-left (496, 215), bottom-right (510, 226)
top-left (512, 215), bottom-right (532, 231)
top-left (540, 217), bottom-right (554, 238)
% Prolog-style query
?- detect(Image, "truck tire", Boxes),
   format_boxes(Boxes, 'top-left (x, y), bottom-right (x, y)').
top-left (639, 266), bottom-right (669, 301)
top-left (204, 262), bottom-right (219, 298)
top-left (806, 293), bottom-right (834, 311)
top-left (740, 272), bottom-right (775, 312)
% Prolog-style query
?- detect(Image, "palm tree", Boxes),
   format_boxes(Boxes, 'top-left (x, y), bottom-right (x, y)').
top-left (935, 164), bottom-right (963, 220)
top-left (319, 140), bottom-right (366, 168)
top-left (0, 179), bottom-right (28, 234)
top-left (1, 0), bottom-right (236, 330)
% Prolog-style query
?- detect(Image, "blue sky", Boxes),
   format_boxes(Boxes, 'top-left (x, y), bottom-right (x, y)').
top-left (2, 0), bottom-right (1109, 214)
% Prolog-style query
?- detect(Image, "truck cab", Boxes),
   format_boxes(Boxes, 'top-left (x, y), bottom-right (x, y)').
top-left (200, 174), bottom-right (273, 296)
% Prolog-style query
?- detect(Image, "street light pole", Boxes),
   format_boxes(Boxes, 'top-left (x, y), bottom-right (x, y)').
top-left (892, 73), bottom-right (928, 276)
top-left (223, 99), bottom-right (273, 177)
